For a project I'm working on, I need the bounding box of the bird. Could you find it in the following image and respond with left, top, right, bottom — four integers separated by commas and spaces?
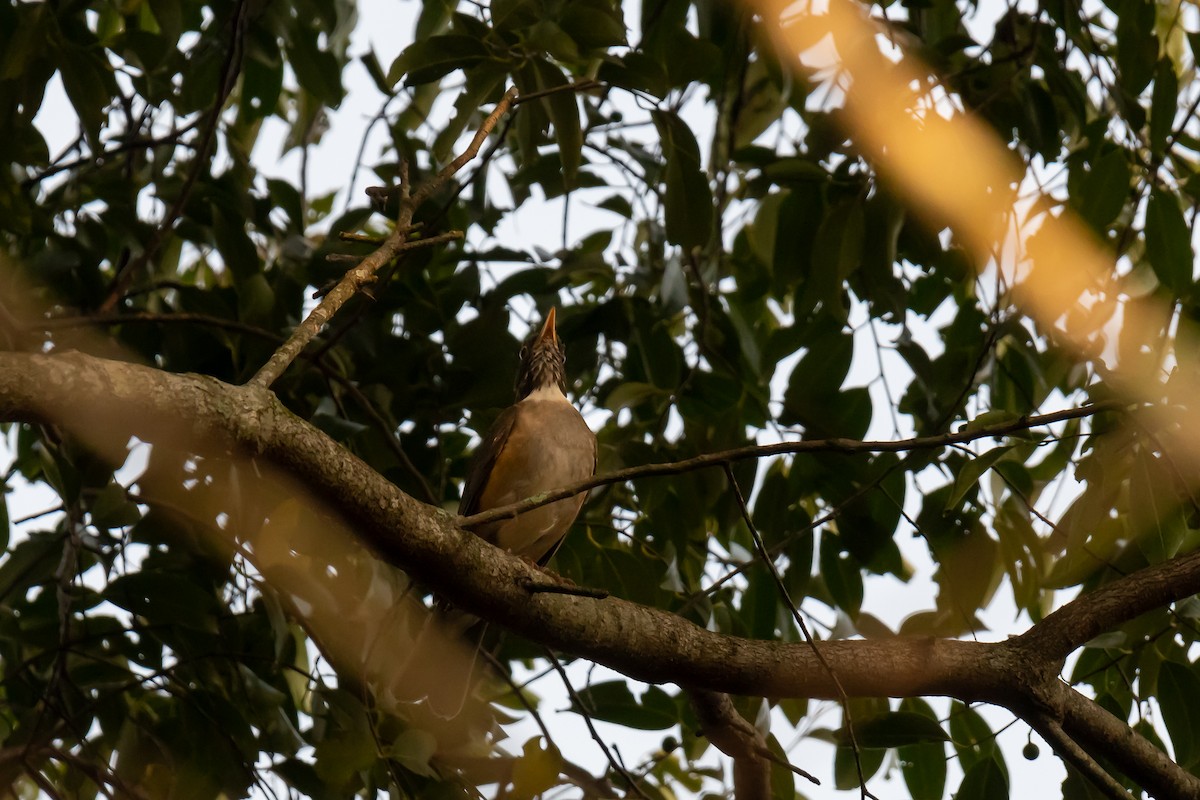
458, 306, 597, 563
423, 306, 596, 717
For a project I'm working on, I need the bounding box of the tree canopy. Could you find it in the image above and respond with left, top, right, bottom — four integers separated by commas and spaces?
2, 0, 1200, 798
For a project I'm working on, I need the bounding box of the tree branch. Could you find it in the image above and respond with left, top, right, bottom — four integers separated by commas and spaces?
247, 88, 517, 389
1013, 548, 1200, 661
1027, 715, 1131, 800
1, 351, 1195, 798
459, 403, 1121, 529
1057, 688, 1193, 800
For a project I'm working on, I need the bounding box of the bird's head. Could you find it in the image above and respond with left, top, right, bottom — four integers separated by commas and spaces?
515, 307, 567, 399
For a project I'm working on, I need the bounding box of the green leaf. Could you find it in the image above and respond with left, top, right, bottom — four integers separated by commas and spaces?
313, 690, 376, 787
386, 35, 489, 86
1144, 187, 1193, 292
212, 204, 259, 281
1149, 58, 1179, 157
1077, 148, 1130, 230
1158, 660, 1200, 767
0, 485, 8, 554
559, 2, 627, 51
103, 571, 220, 632
241, 51, 284, 123
58, 47, 111, 146
385, 729, 438, 777
781, 326, 871, 436
898, 699, 947, 800
604, 381, 665, 412
651, 109, 713, 250
819, 533, 863, 617
957, 755, 1009, 800
833, 741, 885, 789
851, 711, 950, 748
286, 28, 345, 107
0, 532, 62, 604
734, 54, 788, 150
533, 60, 582, 188
570, 681, 679, 730
1115, 0, 1158, 93
359, 49, 392, 96
596, 51, 669, 98
432, 65, 505, 161
948, 702, 1003, 773
946, 446, 1016, 510
414, 0, 455, 40
813, 197, 865, 281
90, 482, 141, 529
512, 738, 564, 799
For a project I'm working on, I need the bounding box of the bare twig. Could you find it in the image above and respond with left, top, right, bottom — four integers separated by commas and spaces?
544, 650, 652, 800
248, 88, 518, 389
512, 79, 601, 106
723, 465, 875, 800
520, 580, 609, 599
688, 687, 819, 800
460, 403, 1121, 529
410, 86, 520, 211
40, 311, 282, 342
20, 132, 198, 189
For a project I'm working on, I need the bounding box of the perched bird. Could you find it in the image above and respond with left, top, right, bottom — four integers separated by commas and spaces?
458, 306, 597, 563
424, 307, 596, 716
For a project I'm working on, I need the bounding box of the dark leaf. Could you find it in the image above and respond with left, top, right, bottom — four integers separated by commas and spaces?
570, 681, 679, 730
651, 109, 713, 250
1144, 187, 1193, 292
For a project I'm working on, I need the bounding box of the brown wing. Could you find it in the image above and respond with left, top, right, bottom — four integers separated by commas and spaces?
458, 405, 521, 517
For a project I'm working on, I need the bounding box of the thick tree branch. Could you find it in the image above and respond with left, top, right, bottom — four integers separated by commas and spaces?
1027, 715, 1131, 800
460, 403, 1121, 529
1013, 548, 1200, 661
689, 689, 770, 800
1058, 689, 1192, 800
1, 352, 1196, 799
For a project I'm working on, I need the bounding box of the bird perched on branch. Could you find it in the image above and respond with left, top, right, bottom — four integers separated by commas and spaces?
424, 307, 596, 717
459, 306, 597, 563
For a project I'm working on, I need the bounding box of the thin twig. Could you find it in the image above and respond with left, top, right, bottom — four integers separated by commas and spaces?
20, 132, 197, 188
470, 649, 620, 797
723, 465, 877, 800
40, 311, 281, 341
543, 650, 652, 800
40, 311, 438, 502
248, 90, 517, 389
459, 402, 1122, 529
512, 79, 601, 106
520, 580, 608, 599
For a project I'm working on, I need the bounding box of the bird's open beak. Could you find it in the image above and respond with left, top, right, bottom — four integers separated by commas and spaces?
537, 307, 558, 346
